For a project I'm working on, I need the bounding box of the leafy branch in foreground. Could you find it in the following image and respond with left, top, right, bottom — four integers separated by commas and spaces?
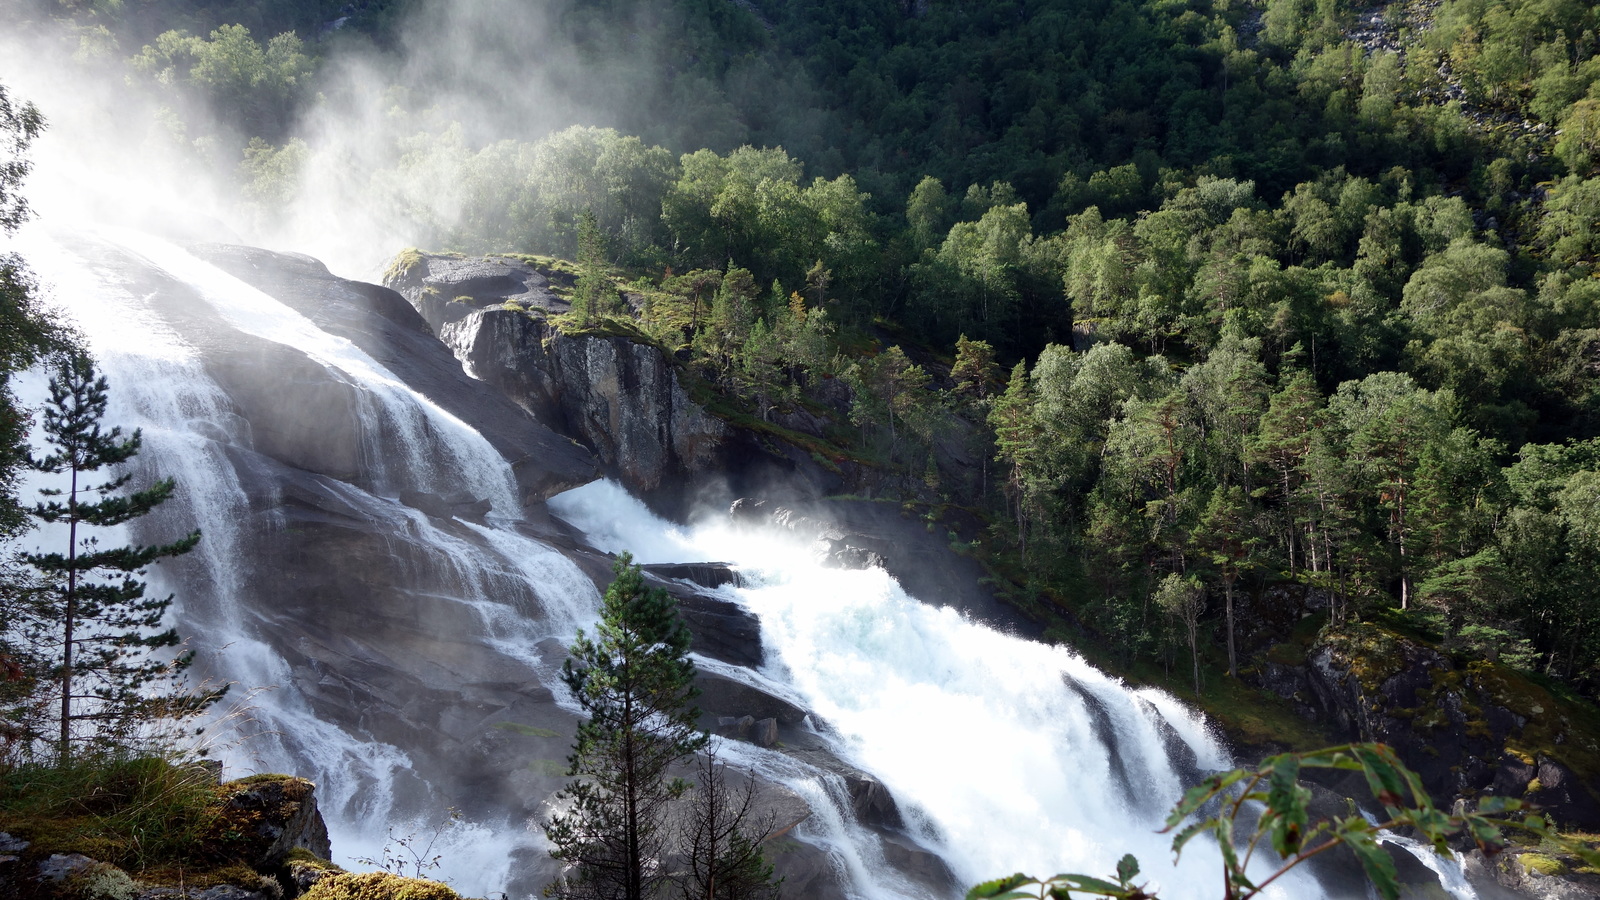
968, 743, 1600, 900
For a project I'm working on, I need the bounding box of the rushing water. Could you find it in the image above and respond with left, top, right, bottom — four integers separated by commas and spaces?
548, 480, 1326, 900
6, 226, 1490, 900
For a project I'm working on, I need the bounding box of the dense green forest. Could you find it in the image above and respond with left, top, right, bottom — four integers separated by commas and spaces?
16, 0, 1600, 705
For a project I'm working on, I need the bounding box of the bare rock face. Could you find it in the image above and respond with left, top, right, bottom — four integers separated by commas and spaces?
384, 253, 570, 329
437, 307, 734, 500
384, 253, 850, 518
194, 244, 598, 503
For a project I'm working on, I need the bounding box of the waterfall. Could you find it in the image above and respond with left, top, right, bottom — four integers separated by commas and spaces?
9, 227, 599, 897
548, 480, 1316, 900
6, 226, 1485, 900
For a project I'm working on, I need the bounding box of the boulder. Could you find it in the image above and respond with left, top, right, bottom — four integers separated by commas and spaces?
34, 854, 144, 900
383, 254, 568, 331
216, 776, 333, 869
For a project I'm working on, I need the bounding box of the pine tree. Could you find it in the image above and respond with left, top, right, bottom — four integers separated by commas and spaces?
23, 353, 210, 759
547, 554, 708, 900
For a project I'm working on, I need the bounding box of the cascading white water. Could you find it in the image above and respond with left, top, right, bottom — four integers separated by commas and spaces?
548, 480, 1322, 900
8, 226, 601, 897
101, 228, 522, 512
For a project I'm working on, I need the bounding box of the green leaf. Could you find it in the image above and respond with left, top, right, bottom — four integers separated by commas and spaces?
1298, 747, 1363, 771
1170, 817, 1213, 856
1352, 745, 1410, 813
1210, 819, 1255, 894
1475, 795, 1522, 815
1343, 825, 1401, 900
1056, 874, 1124, 894
967, 874, 1036, 900
1408, 807, 1454, 851
1266, 754, 1309, 857
1467, 816, 1507, 854
1167, 769, 1249, 824
1116, 854, 1140, 886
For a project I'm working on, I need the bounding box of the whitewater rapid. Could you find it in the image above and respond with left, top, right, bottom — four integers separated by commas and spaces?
549, 480, 1324, 900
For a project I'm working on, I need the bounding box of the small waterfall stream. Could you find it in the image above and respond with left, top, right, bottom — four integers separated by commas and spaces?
3, 226, 1483, 900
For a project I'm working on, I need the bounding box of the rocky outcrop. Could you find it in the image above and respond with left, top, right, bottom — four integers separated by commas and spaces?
436, 305, 829, 516
384, 253, 851, 518
1463, 850, 1600, 900
218, 776, 333, 870
1261, 624, 1600, 830
384, 252, 571, 329
193, 244, 598, 504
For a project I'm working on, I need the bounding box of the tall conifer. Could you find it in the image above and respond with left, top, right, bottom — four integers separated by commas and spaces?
546, 554, 708, 900
24, 354, 209, 758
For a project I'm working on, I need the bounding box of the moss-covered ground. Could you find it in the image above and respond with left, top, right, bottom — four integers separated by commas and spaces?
0, 757, 355, 897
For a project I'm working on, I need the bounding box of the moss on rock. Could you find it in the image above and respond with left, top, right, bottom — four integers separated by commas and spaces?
301, 871, 460, 900
383, 249, 429, 286
1519, 852, 1568, 876
53, 858, 137, 900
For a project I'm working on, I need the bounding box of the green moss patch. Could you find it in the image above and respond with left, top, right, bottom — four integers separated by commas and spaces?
302, 871, 460, 900
1319, 625, 1412, 694
383, 248, 429, 285
1519, 853, 1568, 876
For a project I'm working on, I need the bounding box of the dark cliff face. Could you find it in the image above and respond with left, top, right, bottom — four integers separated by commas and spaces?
442, 308, 733, 498
1262, 624, 1600, 831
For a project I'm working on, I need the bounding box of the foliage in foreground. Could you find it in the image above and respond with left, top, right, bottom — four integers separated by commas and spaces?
0, 752, 219, 871
10, 353, 219, 761
969, 743, 1600, 900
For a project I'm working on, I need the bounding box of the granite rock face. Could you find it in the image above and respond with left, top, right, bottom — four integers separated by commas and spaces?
385, 253, 854, 519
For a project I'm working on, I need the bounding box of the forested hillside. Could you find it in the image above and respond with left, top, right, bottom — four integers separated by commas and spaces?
17, 0, 1600, 711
